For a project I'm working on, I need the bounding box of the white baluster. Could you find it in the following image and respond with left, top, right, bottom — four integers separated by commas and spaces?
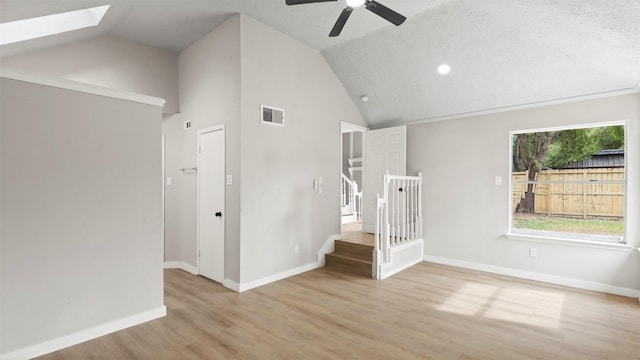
418, 173, 422, 239
409, 179, 413, 240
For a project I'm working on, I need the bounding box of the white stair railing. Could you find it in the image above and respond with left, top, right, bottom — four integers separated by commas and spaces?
375, 171, 423, 278
341, 174, 361, 221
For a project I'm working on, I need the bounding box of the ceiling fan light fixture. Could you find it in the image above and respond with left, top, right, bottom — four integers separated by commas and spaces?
346, 0, 366, 8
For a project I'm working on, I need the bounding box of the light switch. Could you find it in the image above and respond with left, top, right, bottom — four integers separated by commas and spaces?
226, 174, 233, 185
318, 177, 323, 185
495, 176, 502, 185
166, 177, 173, 186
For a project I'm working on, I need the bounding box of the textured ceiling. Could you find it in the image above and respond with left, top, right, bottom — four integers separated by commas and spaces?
1, 0, 638, 128
324, 0, 640, 127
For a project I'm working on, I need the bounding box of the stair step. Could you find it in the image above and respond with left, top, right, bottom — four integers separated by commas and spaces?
335, 240, 374, 260
325, 252, 372, 278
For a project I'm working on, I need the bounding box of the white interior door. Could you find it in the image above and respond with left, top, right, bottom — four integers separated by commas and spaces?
362, 126, 407, 234
198, 126, 225, 283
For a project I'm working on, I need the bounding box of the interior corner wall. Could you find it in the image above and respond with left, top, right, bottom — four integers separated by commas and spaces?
0, 35, 179, 114
239, 15, 367, 283
407, 93, 640, 291
0, 78, 164, 355
170, 16, 242, 281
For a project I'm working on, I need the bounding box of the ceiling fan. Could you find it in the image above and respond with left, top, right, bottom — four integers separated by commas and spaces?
285, 0, 406, 37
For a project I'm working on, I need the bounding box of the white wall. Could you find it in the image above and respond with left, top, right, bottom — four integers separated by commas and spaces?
0, 76, 165, 356
167, 16, 242, 281
407, 93, 640, 293
0, 35, 179, 114
239, 15, 366, 283
163, 14, 366, 285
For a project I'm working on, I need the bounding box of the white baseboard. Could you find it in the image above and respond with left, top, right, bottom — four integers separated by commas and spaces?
236, 261, 323, 292
164, 261, 321, 293
164, 261, 198, 275
0, 306, 166, 360
223, 279, 240, 292
424, 255, 640, 298
316, 233, 340, 265
167, 234, 342, 293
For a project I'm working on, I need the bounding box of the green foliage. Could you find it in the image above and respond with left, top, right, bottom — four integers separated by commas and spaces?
543, 125, 624, 169
512, 214, 623, 236
544, 129, 599, 169
592, 125, 624, 149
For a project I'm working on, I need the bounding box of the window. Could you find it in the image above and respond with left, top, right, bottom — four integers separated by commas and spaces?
509, 122, 626, 245
0, 5, 110, 46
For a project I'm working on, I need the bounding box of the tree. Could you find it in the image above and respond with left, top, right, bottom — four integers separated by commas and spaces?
514, 131, 557, 213
544, 125, 624, 169
514, 125, 624, 215
544, 129, 599, 169
592, 125, 624, 149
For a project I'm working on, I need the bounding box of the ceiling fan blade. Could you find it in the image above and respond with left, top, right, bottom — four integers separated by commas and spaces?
365, 0, 406, 26
285, 0, 337, 5
329, 7, 353, 37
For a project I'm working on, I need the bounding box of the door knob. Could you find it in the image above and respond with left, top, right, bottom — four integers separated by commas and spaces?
215, 211, 222, 218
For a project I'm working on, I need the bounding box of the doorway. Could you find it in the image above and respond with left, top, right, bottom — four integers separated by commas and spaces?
197, 125, 225, 283
340, 122, 367, 241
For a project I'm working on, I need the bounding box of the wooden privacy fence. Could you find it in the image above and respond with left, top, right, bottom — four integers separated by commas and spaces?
513, 168, 624, 219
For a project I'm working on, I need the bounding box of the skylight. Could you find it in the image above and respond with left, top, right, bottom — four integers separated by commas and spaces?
0, 5, 110, 46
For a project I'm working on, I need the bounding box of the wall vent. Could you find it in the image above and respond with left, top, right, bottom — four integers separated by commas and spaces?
261, 104, 285, 126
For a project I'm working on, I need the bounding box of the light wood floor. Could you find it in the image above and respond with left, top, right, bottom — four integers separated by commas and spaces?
38, 263, 639, 359
341, 222, 374, 246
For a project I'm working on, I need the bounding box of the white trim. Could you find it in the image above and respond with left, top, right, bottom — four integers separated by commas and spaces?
164, 261, 198, 275
224, 233, 342, 292
400, 87, 640, 127
423, 255, 639, 298
505, 232, 633, 252
236, 262, 323, 293
508, 120, 629, 246
0, 68, 166, 108
0, 307, 166, 360
222, 279, 240, 292
510, 119, 628, 135
341, 121, 368, 133
162, 135, 166, 275
377, 239, 424, 280
316, 234, 341, 264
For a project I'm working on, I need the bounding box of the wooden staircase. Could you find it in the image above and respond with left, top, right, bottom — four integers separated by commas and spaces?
325, 240, 373, 277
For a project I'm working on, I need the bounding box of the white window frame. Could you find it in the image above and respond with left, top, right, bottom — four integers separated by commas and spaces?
506, 120, 633, 252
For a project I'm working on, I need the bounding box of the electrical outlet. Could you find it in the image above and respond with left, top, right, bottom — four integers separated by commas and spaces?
294, 245, 300, 254
529, 248, 537, 257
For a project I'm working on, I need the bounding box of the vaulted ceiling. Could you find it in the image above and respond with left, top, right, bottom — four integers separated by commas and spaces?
1, 0, 638, 128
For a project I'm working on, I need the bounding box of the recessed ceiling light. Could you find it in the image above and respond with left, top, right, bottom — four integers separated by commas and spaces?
438, 64, 451, 75
361, 95, 369, 102
346, 0, 366, 8
0, 5, 110, 46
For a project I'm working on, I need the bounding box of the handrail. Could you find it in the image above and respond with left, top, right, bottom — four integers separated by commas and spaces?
375, 171, 423, 265
341, 174, 361, 221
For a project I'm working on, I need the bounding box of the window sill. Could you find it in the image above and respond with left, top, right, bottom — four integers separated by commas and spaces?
505, 232, 634, 252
